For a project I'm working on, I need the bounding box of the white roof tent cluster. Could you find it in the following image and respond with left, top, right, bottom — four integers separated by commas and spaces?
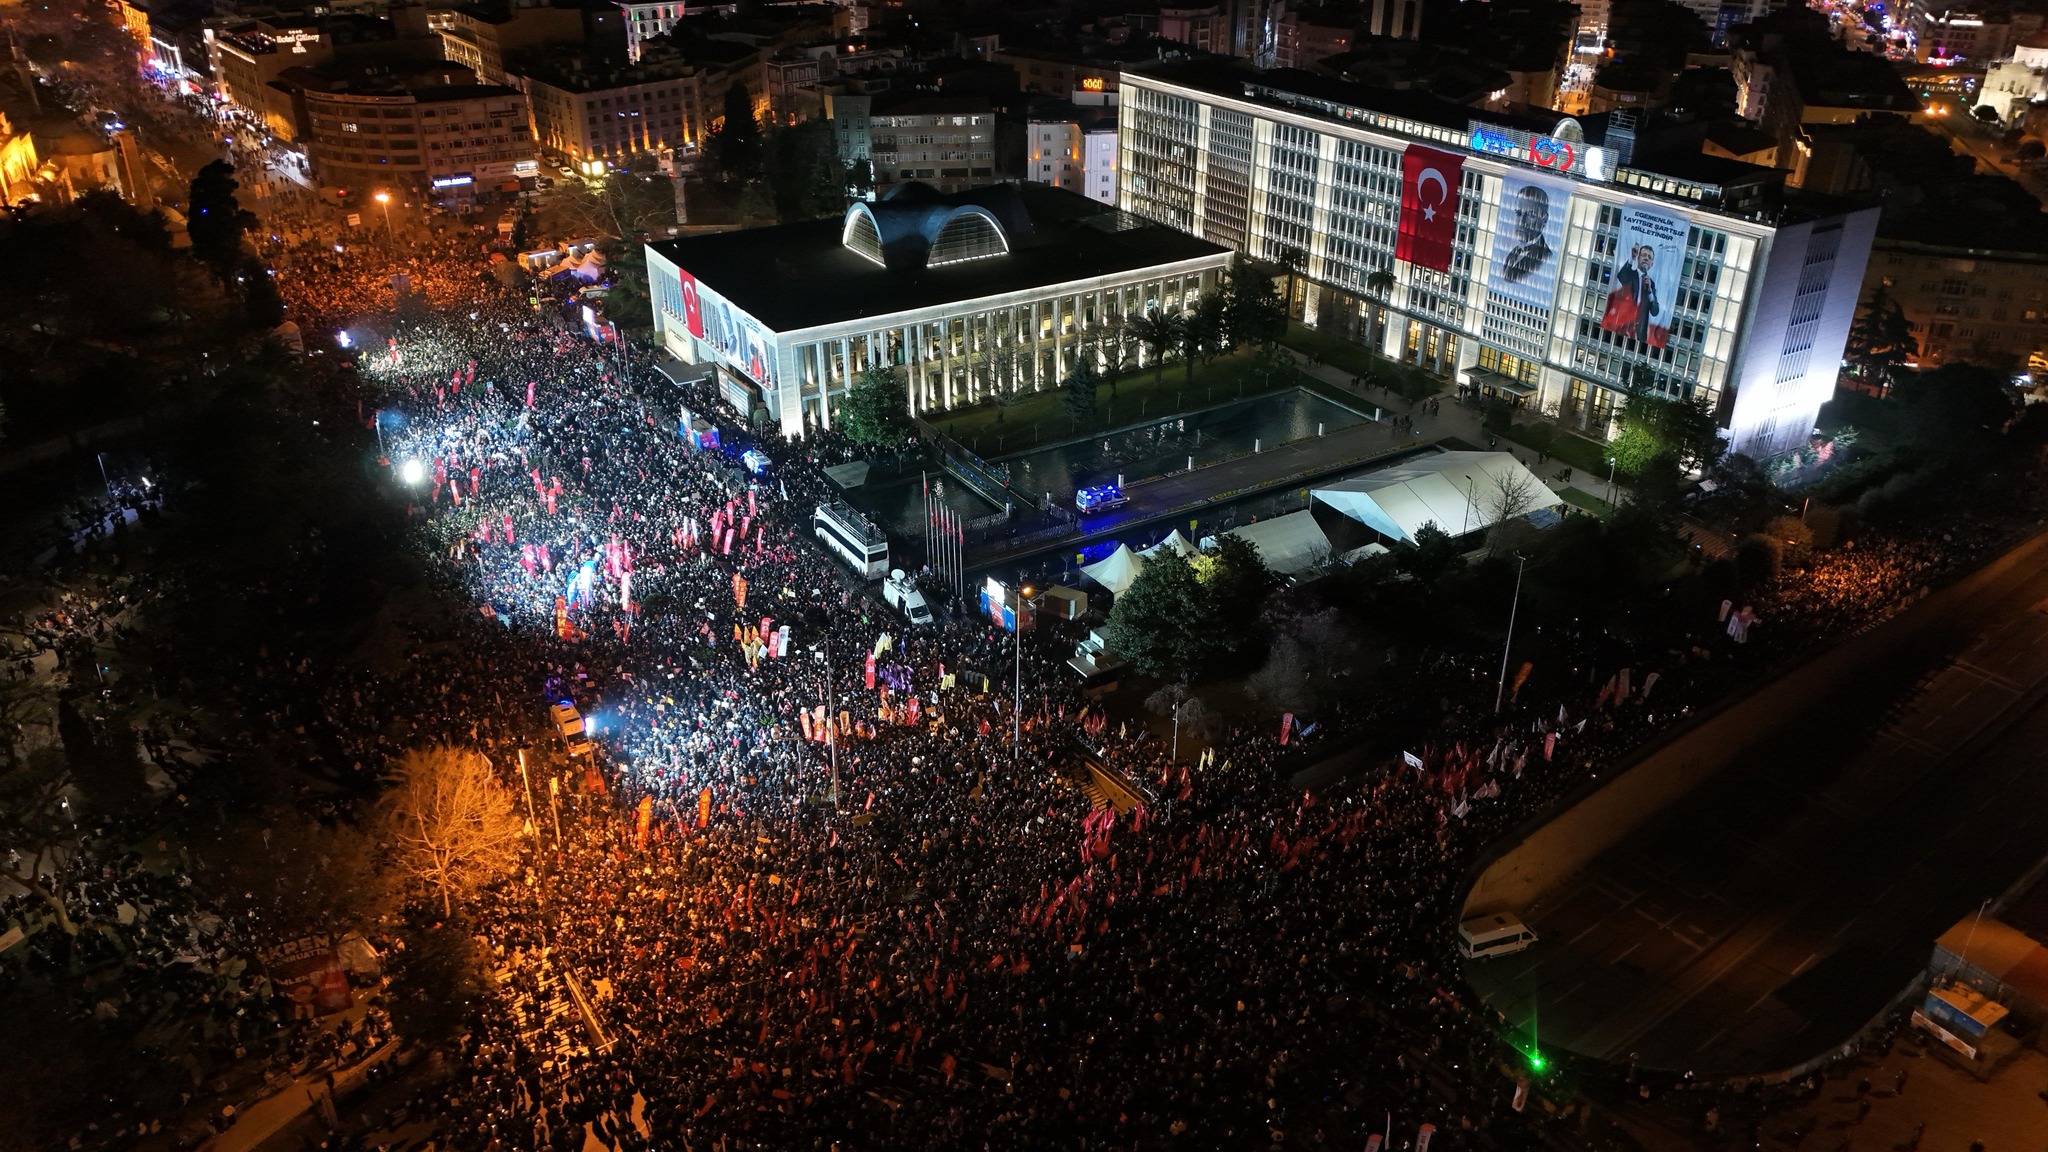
1079, 453, 1556, 593
1312, 451, 1561, 545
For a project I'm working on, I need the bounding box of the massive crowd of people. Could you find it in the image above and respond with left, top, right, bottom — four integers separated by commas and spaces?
1, 207, 2016, 1151
272, 235, 2006, 1152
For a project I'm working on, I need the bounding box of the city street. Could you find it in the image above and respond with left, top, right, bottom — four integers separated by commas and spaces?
1466, 527, 2048, 1075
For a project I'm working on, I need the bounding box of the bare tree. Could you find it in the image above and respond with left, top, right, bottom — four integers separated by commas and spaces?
1487, 467, 1543, 528
376, 747, 525, 917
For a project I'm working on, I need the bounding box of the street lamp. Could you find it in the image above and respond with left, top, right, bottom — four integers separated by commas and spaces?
373, 190, 392, 240
1014, 583, 1030, 758
1494, 552, 1527, 714
1461, 474, 1476, 536
1607, 457, 1617, 506
1012, 579, 1049, 761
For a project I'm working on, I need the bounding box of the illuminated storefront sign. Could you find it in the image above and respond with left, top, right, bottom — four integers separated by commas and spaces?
268, 28, 321, 53
1468, 123, 1614, 182
431, 174, 474, 188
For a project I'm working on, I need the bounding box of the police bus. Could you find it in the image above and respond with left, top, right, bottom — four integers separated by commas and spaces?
814, 502, 889, 579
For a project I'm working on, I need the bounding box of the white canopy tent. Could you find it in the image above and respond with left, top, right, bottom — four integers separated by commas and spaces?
1140, 530, 1199, 560
1312, 451, 1561, 544
1199, 510, 1332, 576
1080, 544, 1146, 596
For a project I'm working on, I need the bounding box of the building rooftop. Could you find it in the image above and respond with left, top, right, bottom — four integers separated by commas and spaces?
511, 37, 754, 90
1127, 59, 1798, 214
650, 182, 1229, 332
869, 92, 994, 117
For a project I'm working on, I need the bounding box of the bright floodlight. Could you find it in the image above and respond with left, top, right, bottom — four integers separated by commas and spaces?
375, 191, 391, 204
337, 330, 352, 348
399, 459, 425, 484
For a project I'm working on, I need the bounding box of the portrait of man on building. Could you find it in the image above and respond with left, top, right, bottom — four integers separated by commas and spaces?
1600, 208, 1687, 349
1499, 184, 1554, 283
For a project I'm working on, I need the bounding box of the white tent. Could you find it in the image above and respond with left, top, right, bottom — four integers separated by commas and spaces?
1080, 544, 1147, 595
1200, 510, 1332, 575
1140, 530, 1199, 560
1313, 451, 1561, 544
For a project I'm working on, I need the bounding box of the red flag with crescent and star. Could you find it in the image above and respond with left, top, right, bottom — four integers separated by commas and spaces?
1395, 144, 1464, 272
679, 268, 705, 338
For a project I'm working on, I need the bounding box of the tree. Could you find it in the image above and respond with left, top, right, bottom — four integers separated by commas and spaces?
0, 747, 87, 935
1249, 606, 1359, 714
1274, 243, 1308, 320
1893, 363, 2016, 453
1063, 350, 1100, 423
1486, 466, 1544, 530
1364, 265, 1397, 350
1609, 374, 1723, 487
713, 81, 765, 182
186, 160, 255, 277
845, 158, 875, 200
1095, 324, 1133, 400
385, 917, 490, 1047
1763, 514, 1814, 564
1132, 309, 1184, 384
243, 260, 284, 330
1395, 521, 1465, 588
1192, 533, 1280, 659
1104, 551, 1209, 678
1845, 285, 1917, 394
535, 170, 679, 243
766, 120, 847, 222
839, 363, 911, 448
375, 746, 524, 917
1106, 536, 1279, 680
1177, 299, 1212, 384
1222, 258, 1285, 348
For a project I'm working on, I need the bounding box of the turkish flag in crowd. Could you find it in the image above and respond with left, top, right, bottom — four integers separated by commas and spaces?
1395, 145, 1464, 272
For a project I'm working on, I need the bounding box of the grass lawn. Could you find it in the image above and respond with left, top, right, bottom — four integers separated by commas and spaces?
1280, 321, 1438, 401
1558, 487, 1616, 517
927, 349, 1301, 458
1495, 421, 1612, 478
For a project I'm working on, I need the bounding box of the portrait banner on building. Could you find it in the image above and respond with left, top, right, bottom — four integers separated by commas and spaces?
678, 267, 776, 390
1395, 145, 1465, 272
1480, 172, 1572, 358
1598, 207, 1688, 349
1486, 173, 1570, 314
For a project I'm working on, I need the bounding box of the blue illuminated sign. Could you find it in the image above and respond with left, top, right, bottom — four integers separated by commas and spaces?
1467, 122, 1613, 182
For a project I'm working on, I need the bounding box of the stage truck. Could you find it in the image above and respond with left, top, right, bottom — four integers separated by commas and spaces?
814, 501, 889, 579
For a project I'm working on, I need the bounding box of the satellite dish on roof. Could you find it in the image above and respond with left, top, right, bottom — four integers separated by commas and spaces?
890, 568, 906, 582
1552, 117, 1587, 143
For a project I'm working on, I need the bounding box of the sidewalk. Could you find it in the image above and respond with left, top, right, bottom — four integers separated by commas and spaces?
198, 1040, 399, 1152
1278, 350, 1636, 507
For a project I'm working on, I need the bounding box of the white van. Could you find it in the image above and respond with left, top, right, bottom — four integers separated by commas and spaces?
881, 570, 934, 625
1458, 913, 1537, 960
549, 701, 598, 758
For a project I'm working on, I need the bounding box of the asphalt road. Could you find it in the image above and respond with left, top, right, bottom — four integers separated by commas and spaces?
1465, 528, 2048, 1076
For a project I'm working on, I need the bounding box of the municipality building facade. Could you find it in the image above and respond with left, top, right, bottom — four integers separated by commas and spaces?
1118, 61, 1878, 459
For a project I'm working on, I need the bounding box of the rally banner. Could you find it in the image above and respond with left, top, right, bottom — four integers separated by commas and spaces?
259, 933, 354, 1016
1396, 145, 1465, 272
1480, 171, 1572, 357
1599, 206, 1688, 348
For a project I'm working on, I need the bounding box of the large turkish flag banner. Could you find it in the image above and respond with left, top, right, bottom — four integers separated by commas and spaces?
1395, 145, 1464, 272
679, 267, 705, 338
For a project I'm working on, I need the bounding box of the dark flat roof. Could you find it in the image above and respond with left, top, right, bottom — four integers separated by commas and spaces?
651, 183, 1228, 333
